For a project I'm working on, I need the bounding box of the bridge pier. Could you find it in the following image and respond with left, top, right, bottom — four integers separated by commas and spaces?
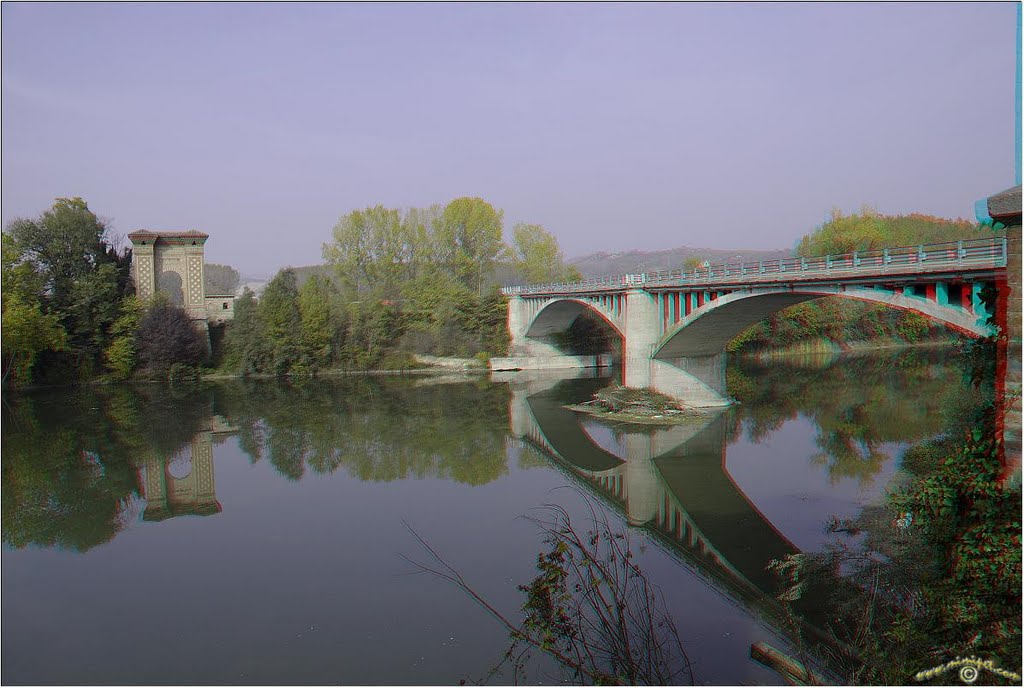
622, 289, 731, 405
621, 288, 658, 389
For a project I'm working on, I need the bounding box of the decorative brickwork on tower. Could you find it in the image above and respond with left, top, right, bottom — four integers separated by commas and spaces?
127, 229, 236, 335
128, 229, 211, 322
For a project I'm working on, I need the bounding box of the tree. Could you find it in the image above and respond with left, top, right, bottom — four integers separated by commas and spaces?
323, 205, 418, 299
683, 256, 704, 272
342, 300, 404, 368
1, 239, 67, 386
224, 288, 272, 375
6, 197, 130, 314
103, 296, 144, 380
298, 275, 339, 368
204, 263, 240, 295
135, 298, 208, 377
4, 198, 132, 379
795, 207, 991, 257
511, 223, 575, 284
436, 197, 505, 295
1, 293, 67, 386
259, 268, 305, 375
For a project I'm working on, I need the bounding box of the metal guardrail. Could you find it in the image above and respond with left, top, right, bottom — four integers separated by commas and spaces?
501, 236, 1008, 296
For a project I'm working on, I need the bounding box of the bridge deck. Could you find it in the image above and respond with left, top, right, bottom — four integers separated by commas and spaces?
503, 236, 1006, 296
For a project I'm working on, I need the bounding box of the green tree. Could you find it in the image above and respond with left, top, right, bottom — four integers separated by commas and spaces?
6, 197, 132, 313
224, 288, 272, 375
683, 256, 704, 272
1, 293, 67, 386
298, 274, 339, 368
204, 263, 240, 294
103, 296, 144, 380
795, 207, 992, 257
4, 197, 132, 380
342, 300, 404, 368
259, 268, 305, 375
323, 205, 417, 299
1, 238, 67, 386
511, 223, 575, 284
436, 197, 505, 295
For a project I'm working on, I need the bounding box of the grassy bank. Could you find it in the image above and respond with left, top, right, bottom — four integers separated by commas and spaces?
743, 335, 959, 364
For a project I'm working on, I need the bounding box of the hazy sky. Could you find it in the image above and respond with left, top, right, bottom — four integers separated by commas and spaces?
2, 2, 1018, 277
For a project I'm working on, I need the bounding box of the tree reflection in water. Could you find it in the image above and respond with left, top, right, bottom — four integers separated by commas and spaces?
211, 377, 513, 485
755, 344, 1021, 684
726, 347, 983, 487
2, 384, 212, 551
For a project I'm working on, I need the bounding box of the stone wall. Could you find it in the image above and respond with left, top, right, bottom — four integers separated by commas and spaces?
205, 295, 235, 323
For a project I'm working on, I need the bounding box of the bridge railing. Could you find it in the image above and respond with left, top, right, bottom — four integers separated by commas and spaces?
500, 236, 1007, 296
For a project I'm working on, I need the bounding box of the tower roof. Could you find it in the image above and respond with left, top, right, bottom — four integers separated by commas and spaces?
127, 229, 209, 244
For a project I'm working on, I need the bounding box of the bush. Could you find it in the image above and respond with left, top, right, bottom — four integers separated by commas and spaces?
136, 299, 208, 376
590, 385, 682, 414
379, 350, 418, 370
167, 363, 200, 383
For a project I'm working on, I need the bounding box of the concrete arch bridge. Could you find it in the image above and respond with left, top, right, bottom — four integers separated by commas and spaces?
494, 236, 1008, 406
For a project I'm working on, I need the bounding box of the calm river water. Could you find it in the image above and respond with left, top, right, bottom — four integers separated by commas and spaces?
1, 348, 988, 685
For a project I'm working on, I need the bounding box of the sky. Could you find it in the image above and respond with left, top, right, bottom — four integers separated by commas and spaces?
2, 2, 1018, 278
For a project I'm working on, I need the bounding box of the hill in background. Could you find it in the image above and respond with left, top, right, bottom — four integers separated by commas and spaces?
566, 245, 791, 278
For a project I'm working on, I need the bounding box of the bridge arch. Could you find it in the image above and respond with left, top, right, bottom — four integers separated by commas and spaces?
525, 297, 624, 341
653, 287, 993, 359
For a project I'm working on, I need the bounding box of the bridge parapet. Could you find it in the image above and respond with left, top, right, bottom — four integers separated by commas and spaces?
502, 236, 1006, 296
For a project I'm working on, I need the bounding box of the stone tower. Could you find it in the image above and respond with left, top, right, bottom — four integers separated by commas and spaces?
127, 229, 209, 322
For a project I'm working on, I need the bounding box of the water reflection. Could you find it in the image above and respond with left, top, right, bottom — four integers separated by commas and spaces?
507, 349, 977, 587
210, 377, 513, 484
1, 348, 998, 684
2, 349, 975, 555
140, 416, 234, 521
501, 347, 985, 671
727, 348, 981, 486
2, 385, 216, 551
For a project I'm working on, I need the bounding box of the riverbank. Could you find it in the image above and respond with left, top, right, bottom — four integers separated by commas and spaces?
741, 335, 959, 364
200, 355, 488, 382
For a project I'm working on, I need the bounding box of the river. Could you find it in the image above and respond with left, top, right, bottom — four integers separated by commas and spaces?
0, 347, 1005, 685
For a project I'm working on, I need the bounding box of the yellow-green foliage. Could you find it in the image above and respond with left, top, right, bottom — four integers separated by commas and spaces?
103, 296, 144, 380
729, 209, 989, 353
1, 293, 67, 386
796, 207, 995, 257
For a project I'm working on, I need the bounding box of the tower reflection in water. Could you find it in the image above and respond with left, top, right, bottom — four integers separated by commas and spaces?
140, 416, 235, 522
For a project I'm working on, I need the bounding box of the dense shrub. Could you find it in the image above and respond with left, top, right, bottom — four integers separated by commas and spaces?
136, 299, 208, 377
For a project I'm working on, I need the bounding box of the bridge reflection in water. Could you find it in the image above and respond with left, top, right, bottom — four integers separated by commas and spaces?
501, 368, 844, 658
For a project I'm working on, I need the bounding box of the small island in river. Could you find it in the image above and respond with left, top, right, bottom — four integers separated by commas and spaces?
566, 384, 724, 425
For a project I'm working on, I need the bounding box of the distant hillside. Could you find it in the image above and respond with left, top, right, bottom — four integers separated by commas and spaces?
567, 245, 791, 278
290, 264, 338, 288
